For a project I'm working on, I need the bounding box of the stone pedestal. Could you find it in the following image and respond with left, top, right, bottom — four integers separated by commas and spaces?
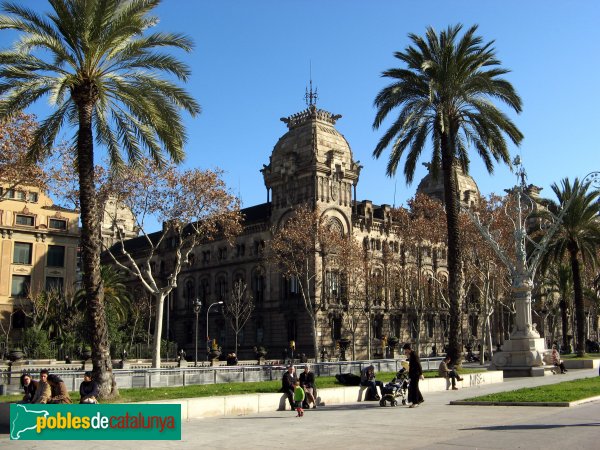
489, 336, 553, 377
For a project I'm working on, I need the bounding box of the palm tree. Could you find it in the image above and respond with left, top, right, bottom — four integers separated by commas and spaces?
540, 262, 573, 352
372, 24, 523, 362
542, 178, 600, 356
0, 0, 200, 397
76, 265, 132, 324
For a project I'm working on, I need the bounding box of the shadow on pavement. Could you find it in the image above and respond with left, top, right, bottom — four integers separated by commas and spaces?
462, 423, 600, 431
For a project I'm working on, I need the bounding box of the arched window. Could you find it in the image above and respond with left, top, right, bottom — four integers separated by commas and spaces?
216, 276, 228, 301
198, 277, 209, 300
252, 268, 265, 303
371, 269, 384, 306
325, 270, 340, 302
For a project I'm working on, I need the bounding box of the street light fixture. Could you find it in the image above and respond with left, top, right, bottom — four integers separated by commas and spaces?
193, 298, 202, 367
206, 300, 224, 360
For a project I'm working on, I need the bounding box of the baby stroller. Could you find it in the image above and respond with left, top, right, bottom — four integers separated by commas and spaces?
379, 367, 409, 407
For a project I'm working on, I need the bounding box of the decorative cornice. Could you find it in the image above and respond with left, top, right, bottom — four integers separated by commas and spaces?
280, 105, 342, 130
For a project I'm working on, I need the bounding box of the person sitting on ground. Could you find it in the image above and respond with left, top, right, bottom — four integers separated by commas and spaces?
79, 371, 99, 404
293, 380, 305, 417
551, 345, 567, 374
281, 365, 298, 411
438, 356, 464, 389
47, 374, 72, 404
226, 352, 238, 366
360, 365, 384, 400
299, 364, 317, 409
20, 373, 38, 404
31, 369, 51, 404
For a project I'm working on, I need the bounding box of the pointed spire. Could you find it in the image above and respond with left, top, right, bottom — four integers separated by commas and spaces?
305, 62, 318, 107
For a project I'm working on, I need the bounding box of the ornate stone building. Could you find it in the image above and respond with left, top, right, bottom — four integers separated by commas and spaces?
116, 101, 484, 361
0, 184, 80, 347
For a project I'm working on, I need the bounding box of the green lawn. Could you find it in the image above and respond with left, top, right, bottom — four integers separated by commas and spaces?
1, 367, 486, 404
465, 377, 600, 403
562, 354, 600, 360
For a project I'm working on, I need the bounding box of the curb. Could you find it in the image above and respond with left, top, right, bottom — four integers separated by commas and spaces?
450, 394, 600, 407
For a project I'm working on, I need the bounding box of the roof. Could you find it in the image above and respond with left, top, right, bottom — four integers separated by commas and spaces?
104, 202, 272, 256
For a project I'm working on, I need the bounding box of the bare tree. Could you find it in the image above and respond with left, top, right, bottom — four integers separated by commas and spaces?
224, 280, 255, 354
103, 160, 242, 367
267, 204, 338, 360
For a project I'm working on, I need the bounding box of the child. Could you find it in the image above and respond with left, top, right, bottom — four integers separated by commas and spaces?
293, 380, 305, 417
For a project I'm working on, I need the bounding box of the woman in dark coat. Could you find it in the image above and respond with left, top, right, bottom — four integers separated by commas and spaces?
79, 371, 100, 403
403, 343, 424, 408
20, 373, 38, 403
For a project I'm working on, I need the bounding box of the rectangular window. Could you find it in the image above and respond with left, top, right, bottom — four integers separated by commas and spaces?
11, 275, 30, 297
4, 189, 15, 199
49, 218, 67, 230
289, 276, 300, 295
45, 276, 64, 292
15, 190, 26, 200
13, 242, 32, 264
47, 245, 65, 267
15, 215, 34, 226
28, 192, 38, 202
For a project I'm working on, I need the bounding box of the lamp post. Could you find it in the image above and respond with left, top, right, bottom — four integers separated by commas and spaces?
193, 298, 202, 367
464, 157, 580, 375
206, 301, 224, 360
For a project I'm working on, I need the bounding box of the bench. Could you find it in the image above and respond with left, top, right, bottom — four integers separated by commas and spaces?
357, 385, 368, 401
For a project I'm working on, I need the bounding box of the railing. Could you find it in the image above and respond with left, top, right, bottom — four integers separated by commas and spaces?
0, 357, 444, 395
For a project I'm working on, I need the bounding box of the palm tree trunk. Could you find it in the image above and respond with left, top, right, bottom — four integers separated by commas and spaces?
568, 246, 586, 356
560, 299, 569, 351
74, 91, 117, 399
441, 131, 463, 363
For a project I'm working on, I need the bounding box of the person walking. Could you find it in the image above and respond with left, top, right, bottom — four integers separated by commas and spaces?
293, 380, 305, 417
403, 343, 424, 408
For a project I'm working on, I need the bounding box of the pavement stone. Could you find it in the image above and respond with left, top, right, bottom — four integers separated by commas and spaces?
2, 367, 599, 449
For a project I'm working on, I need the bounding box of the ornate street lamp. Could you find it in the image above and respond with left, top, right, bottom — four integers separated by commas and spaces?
463, 157, 576, 375
193, 298, 202, 367
206, 301, 224, 361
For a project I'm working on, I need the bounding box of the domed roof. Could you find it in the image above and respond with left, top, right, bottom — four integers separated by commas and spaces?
416, 163, 481, 208
270, 104, 354, 165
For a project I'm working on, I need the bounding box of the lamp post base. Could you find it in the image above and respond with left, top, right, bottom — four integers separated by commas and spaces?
489, 337, 553, 377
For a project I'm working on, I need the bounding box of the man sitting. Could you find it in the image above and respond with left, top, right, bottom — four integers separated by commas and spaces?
360, 365, 384, 400
438, 356, 463, 390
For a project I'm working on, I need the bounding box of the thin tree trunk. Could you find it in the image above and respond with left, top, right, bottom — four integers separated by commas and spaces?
569, 246, 586, 356
441, 131, 463, 364
367, 314, 371, 360
74, 92, 117, 399
152, 292, 167, 367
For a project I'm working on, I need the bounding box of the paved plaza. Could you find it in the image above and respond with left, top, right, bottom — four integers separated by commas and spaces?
2, 367, 599, 449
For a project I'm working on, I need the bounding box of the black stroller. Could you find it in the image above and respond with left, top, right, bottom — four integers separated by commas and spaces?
379, 368, 409, 407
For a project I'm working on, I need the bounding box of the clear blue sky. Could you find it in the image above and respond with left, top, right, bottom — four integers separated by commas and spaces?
2, 1, 599, 223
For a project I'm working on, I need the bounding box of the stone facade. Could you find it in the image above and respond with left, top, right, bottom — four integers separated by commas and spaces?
0, 184, 80, 346
100, 195, 139, 249
115, 104, 485, 361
